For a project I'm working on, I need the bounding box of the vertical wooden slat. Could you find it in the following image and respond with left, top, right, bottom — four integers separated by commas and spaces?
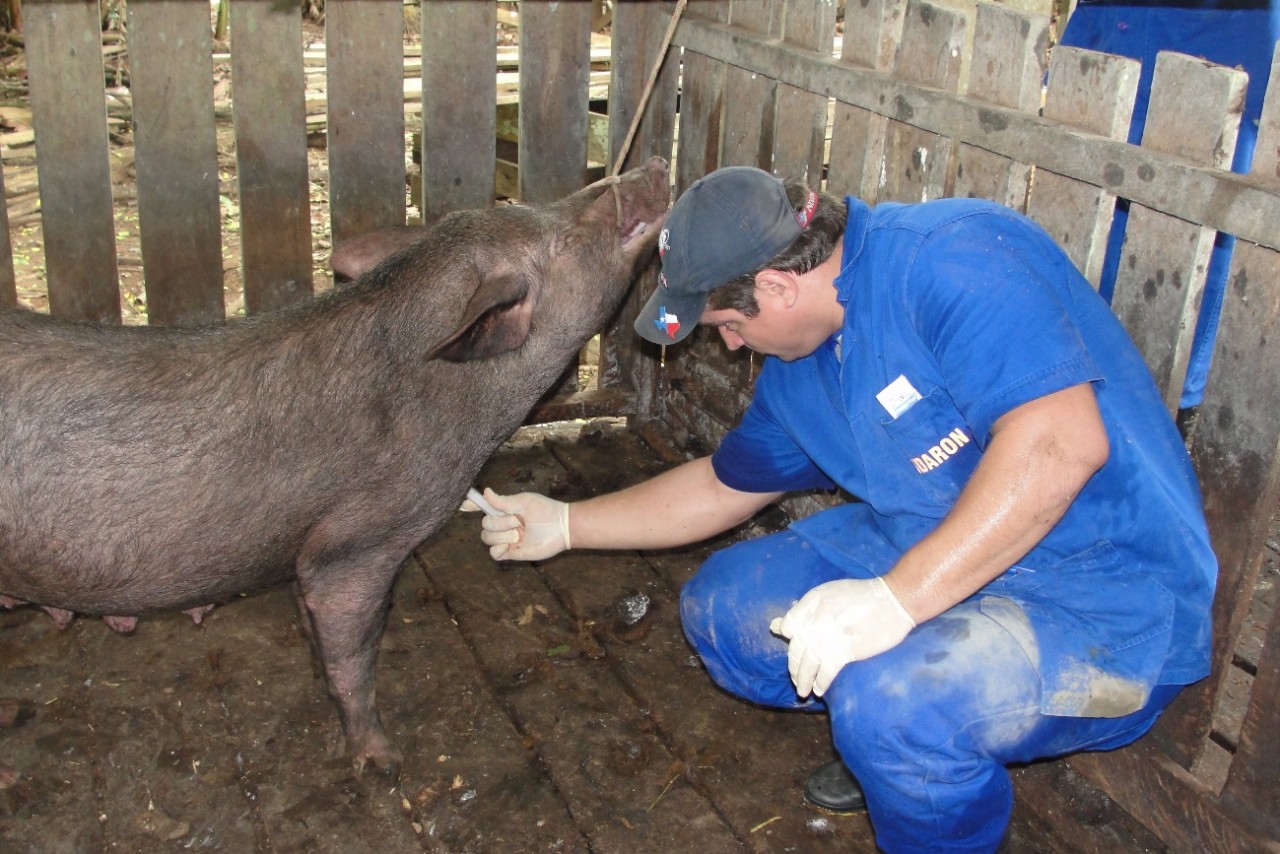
326, 0, 406, 248
673, 0, 730, 195
230, 0, 312, 315
653, 0, 732, 433
825, 0, 905, 199
0, 162, 16, 307
128, 0, 224, 326
669, 0, 779, 429
420, 1, 495, 219
520, 1, 592, 400
718, 1, 777, 171
660, 1, 768, 435
1109, 52, 1246, 411
519, 1, 593, 203
608, 2, 679, 177
607, 0, 679, 414
1192, 43, 1280, 805
877, 0, 966, 204
1028, 47, 1138, 286
24, 0, 120, 323
952, 3, 1047, 209
772, 0, 836, 185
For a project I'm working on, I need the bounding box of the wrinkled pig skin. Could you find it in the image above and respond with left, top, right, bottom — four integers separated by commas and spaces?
0, 156, 671, 779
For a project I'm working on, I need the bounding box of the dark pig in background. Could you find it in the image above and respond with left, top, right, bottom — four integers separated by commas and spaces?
332, 224, 439, 283
0, 156, 671, 779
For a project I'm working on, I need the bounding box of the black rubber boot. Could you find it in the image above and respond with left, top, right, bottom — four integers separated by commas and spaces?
802, 758, 867, 814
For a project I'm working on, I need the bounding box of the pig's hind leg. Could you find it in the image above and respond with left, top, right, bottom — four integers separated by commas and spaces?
294, 552, 404, 779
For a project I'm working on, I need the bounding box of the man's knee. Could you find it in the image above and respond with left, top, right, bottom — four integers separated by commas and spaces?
678, 546, 738, 644
825, 606, 1043, 762
680, 534, 802, 641
679, 539, 812, 707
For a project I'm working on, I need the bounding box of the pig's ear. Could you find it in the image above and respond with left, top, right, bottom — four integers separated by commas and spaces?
426, 272, 535, 362
583, 183, 622, 231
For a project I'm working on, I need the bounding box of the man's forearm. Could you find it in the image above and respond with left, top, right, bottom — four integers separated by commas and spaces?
570, 456, 781, 551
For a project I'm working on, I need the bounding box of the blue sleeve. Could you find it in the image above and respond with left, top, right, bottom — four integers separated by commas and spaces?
904, 213, 1104, 443
711, 367, 838, 494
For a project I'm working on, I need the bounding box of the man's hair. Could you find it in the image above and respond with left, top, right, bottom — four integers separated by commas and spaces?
704, 179, 847, 317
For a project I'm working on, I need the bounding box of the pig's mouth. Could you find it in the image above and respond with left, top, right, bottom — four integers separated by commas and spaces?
620, 209, 666, 252
588, 157, 671, 254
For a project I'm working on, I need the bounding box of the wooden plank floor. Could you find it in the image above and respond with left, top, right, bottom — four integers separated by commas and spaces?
1, 420, 1141, 852
0, 421, 863, 852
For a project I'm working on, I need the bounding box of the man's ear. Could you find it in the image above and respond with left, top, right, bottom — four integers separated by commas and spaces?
754, 270, 799, 308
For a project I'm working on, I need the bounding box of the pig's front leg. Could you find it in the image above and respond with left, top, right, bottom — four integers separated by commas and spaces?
294, 554, 403, 779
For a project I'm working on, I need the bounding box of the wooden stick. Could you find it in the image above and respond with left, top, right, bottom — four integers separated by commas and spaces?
611, 0, 687, 177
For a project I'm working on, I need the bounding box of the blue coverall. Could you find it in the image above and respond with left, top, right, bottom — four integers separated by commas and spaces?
679, 197, 1217, 852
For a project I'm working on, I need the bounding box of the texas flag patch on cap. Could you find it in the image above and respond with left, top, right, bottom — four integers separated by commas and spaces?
654, 306, 681, 340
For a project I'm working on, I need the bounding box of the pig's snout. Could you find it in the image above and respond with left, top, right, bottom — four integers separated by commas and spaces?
608, 157, 670, 253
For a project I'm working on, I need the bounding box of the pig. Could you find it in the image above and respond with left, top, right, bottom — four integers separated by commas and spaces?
0, 156, 671, 778
332, 224, 439, 283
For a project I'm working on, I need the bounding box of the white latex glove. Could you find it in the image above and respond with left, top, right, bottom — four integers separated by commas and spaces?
462, 488, 570, 562
769, 577, 916, 698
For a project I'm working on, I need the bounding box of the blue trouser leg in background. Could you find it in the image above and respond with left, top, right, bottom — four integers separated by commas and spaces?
680, 527, 1182, 854
1058, 1, 1279, 409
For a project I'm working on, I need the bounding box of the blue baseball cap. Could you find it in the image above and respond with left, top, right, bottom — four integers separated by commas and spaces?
635, 167, 814, 345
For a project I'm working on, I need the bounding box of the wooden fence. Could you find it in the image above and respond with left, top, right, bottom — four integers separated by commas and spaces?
1, 0, 1276, 850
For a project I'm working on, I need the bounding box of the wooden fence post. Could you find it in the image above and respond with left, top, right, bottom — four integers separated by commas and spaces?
128, 0, 224, 325
952, 3, 1048, 209
1028, 46, 1138, 286
1108, 51, 1246, 412
23, 0, 120, 323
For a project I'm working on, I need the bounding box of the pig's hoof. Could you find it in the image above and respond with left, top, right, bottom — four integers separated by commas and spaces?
353, 745, 403, 782
0, 698, 35, 730
0, 763, 19, 789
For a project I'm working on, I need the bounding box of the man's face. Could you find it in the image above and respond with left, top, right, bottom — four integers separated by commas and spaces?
700, 299, 822, 362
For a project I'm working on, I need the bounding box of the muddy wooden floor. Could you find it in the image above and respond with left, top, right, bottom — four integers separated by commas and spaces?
2, 421, 1132, 853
